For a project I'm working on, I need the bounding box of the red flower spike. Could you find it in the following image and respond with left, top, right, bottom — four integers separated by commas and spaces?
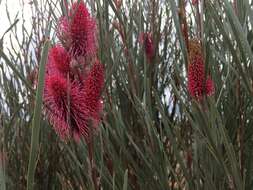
57, 1, 97, 58
187, 39, 215, 100
69, 1, 97, 58
139, 32, 155, 62
83, 60, 105, 125
48, 45, 71, 74
187, 55, 205, 99
44, 74, 95, 141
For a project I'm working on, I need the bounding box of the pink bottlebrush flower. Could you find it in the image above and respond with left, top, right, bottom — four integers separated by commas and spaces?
69, 1, 97, 58
44, 74, 96, 141
48, 45, 71, 74
57, 1, 97, 58
139, 32, 155, 61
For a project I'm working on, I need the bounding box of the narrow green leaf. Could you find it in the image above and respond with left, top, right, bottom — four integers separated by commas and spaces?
26, 40, 50, 190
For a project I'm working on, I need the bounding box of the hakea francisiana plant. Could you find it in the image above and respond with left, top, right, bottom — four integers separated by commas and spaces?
43, 1, 104, 142
187, 39, 214, 100
139, 32, 155, 62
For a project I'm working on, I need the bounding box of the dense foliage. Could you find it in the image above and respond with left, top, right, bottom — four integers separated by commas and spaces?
1, 0, 253, 189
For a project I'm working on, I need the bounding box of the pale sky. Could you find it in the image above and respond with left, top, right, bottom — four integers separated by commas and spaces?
0, 0, 32, 46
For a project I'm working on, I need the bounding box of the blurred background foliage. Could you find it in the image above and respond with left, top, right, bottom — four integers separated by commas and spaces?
1, 0, 253, 189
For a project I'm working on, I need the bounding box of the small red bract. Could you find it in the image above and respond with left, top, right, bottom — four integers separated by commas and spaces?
139, 32, 155, 62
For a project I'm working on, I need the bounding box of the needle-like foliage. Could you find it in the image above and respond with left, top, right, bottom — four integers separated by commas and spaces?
1, 0, 253, 189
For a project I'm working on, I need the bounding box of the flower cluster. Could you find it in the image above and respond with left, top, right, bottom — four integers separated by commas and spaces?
44, 1, 104, 142
187, 39, 214, 100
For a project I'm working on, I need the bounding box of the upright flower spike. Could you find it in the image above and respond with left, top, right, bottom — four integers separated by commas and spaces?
187, 39, 215, 100
57, 1, 97, 59
69, 1, 97, 58
139, 32, 155, 62
83, 60, 105, 124
187, 54, 205, 99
